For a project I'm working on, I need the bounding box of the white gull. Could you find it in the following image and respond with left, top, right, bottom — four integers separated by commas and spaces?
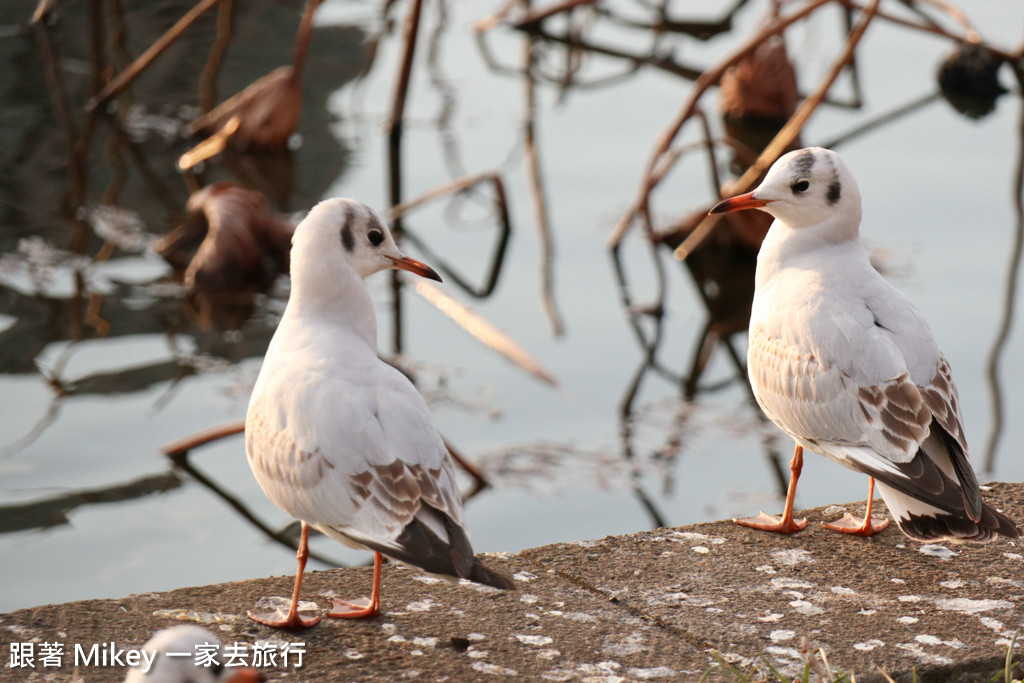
245, 198, 512, 628
711, 147, 1019, 542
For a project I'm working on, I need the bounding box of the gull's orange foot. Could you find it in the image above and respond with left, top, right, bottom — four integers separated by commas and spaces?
822, 513, 890, 536
247, 609, 321, 629
734, 511, 808, 534
328, 597, 380, 619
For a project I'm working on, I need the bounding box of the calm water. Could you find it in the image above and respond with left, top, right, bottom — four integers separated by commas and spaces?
1, 1, 1023, 613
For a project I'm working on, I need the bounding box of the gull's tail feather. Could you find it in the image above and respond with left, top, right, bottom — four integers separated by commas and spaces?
875, 482, 1019, 543
466, 559, 516, 590
340, 508, 515, 590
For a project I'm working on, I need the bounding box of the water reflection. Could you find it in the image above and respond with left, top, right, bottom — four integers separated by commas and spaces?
490, 0, 1023, 516
982, 60, 1024, 473
166, 443, 346, 567
0, 472, 182, 535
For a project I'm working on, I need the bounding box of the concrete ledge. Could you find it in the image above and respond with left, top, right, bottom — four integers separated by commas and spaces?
3, 483, 1023, 682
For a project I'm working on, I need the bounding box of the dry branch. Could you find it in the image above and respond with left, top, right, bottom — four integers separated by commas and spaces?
86, 0, 223, 111
387, 172, 512, 299
512, 0, 595, 32
522, 27, 565, 337
188, 0, 321, 152
161, 420, 244, 457
673, 0, 881, 260
388, 172, 500, 219
198, 0, 234, 113
607, 0, 831, 249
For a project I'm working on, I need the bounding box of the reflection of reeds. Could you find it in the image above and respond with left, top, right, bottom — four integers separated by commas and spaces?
522, 15, 565, 337
166, 448, 345, 569
198, 0, 234, 114
86, 0, 225, 112
33, 19, 94, 253
0, 472, 182, 535
382, 0, 566, 365
162, 419, 490, 499
386, 0, 426, 355
185, 0, 323, 159
983, 62, 1024, 473
390, 172, 512, 298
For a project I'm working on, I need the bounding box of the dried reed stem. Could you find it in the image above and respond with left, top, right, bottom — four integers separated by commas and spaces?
513, 0, 595, 31
983, 61, 1024, 472
388, 171, 498, 219
86, 0, 223, 111
386, 0, 425, 355
607, 0, 831, 249
442, 437, 490, 495
672, 0, 881, 260
522, 21, 565, 337
198, 0, 233, 113
161, 420, 244, 457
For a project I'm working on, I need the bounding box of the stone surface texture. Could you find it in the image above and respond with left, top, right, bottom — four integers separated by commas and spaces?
2, 483, 1022, 682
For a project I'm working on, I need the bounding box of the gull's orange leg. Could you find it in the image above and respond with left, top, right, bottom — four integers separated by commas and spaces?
248, 521, 321, 628
822, 476, 891, 536
328, 551, 382, 619
734, 444, 809, 534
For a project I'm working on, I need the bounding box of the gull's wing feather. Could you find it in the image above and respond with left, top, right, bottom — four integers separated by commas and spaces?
247, 357, 512, 587
748, 275, 980, 513
246, 343, 461, 547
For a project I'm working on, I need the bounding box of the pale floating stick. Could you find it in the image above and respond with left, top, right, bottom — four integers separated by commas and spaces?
178, 115, 239, 169
673, 0, 881, 261
30, 0, 57, 24
86, 0, 224, 111
476, 0, 593, 33
607, 0, 831, 249
413, 280, 558, 387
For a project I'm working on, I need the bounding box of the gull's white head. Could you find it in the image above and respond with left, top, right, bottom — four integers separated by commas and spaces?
710, 147, 862, 233
124, 625, 262, 683
292, 198, 441, 282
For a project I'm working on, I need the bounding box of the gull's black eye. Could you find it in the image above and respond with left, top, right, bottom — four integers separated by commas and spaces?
791, 180, 810, 194
368, 229, 384, 246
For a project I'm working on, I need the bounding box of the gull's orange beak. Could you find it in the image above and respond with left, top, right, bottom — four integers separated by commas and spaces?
709, 191, 770, 215
389, 255, 442, 282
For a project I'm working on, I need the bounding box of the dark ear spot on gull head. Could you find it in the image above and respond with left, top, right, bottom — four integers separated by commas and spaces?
822, 152, 841, 205
340, 205, 356, 252
827, 181, 841, 205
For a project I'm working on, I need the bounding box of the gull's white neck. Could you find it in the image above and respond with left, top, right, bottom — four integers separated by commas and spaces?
755, 206, 865, 288
283, 241, 378, 349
